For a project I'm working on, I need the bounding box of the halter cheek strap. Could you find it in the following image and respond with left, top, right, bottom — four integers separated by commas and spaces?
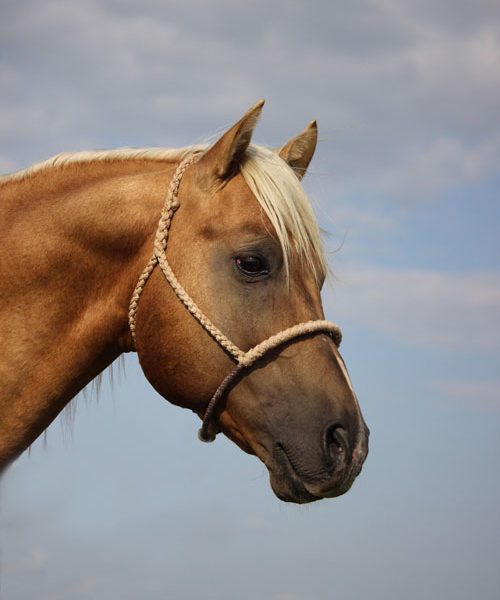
128, 153, 342, 442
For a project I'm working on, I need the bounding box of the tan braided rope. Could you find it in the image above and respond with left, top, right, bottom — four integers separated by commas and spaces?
155, 252, 245, 360
237, 320, 341, 367
128, 152, 343, 442
128, 153, 201, 342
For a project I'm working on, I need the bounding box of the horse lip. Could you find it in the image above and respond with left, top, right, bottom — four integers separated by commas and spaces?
269, 443, 319, 504
271, 438, 366, 502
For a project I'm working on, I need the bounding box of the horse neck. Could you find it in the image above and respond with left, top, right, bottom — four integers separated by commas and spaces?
0, 159, 176, 464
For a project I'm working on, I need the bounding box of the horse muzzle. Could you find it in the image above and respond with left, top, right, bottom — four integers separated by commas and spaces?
268, 424, 369, 504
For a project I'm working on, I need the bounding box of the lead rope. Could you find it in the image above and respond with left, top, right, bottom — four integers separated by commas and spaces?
129, 153, 343, 442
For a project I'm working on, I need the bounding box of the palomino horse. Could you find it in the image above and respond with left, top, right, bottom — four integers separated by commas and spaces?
0, 101, 368, 503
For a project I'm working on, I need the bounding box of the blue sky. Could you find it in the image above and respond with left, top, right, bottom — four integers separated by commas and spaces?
1, 1, 499, 599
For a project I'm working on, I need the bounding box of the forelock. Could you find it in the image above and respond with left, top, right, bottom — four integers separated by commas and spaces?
239, 145, 326, 283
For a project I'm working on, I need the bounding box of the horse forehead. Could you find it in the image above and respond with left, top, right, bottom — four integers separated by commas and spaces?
193, 172, 270, 232
217, 173, 260, 213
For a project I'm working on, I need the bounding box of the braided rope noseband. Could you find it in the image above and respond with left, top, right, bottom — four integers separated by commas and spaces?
128, 153, 343, 442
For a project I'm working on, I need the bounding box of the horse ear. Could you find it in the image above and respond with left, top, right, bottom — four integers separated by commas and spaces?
278, 120, 318, 180
197, 100, 265, 180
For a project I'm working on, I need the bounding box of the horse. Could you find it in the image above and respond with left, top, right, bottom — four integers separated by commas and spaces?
0, 101, 368, 503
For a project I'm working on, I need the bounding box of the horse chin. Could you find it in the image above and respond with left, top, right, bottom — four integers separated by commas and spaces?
269, 471, 320, 504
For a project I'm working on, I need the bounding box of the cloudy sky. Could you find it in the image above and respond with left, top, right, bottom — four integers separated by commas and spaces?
1, 1, 499, 599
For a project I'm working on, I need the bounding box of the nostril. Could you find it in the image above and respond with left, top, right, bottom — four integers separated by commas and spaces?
324, 423, 349, 462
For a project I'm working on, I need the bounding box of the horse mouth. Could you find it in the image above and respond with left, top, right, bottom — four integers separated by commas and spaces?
268, 441, 364, 504
268, 443, 318, 503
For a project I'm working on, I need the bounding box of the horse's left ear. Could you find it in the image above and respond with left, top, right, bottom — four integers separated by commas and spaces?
278, 120, 318, 180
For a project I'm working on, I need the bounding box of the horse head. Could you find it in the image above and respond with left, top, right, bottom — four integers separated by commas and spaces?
133, 101, 369, 503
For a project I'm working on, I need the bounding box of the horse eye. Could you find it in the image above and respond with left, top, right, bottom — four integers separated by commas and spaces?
235, 255, 269, 277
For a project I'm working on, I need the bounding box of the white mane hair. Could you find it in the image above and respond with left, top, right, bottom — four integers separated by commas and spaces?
1, 144, 326, 282
239, 145, 326, 283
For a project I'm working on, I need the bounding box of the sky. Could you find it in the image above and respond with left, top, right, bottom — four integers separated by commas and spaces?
1, 1, 499, 599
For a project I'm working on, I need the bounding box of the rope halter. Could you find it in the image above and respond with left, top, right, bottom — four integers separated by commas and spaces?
128, 153, 342, 442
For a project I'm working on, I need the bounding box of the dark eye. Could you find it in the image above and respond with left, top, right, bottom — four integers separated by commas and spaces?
235, 255, 270, 277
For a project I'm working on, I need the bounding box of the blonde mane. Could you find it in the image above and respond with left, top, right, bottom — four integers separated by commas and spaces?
1, 144, 326, 282
240, 145, 326, 282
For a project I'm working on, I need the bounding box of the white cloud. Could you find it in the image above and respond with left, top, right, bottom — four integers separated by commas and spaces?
318, 202, 398, 236
0, 154, 17, 174
378, 134, 500, 199
4, 547, 47, 575
326, 266, 500, 351
241, 515, 277, 532
39, 576, 108, 600
1, 0, 499, 200
433, 380, 500, 410
270, 594, 315, 600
